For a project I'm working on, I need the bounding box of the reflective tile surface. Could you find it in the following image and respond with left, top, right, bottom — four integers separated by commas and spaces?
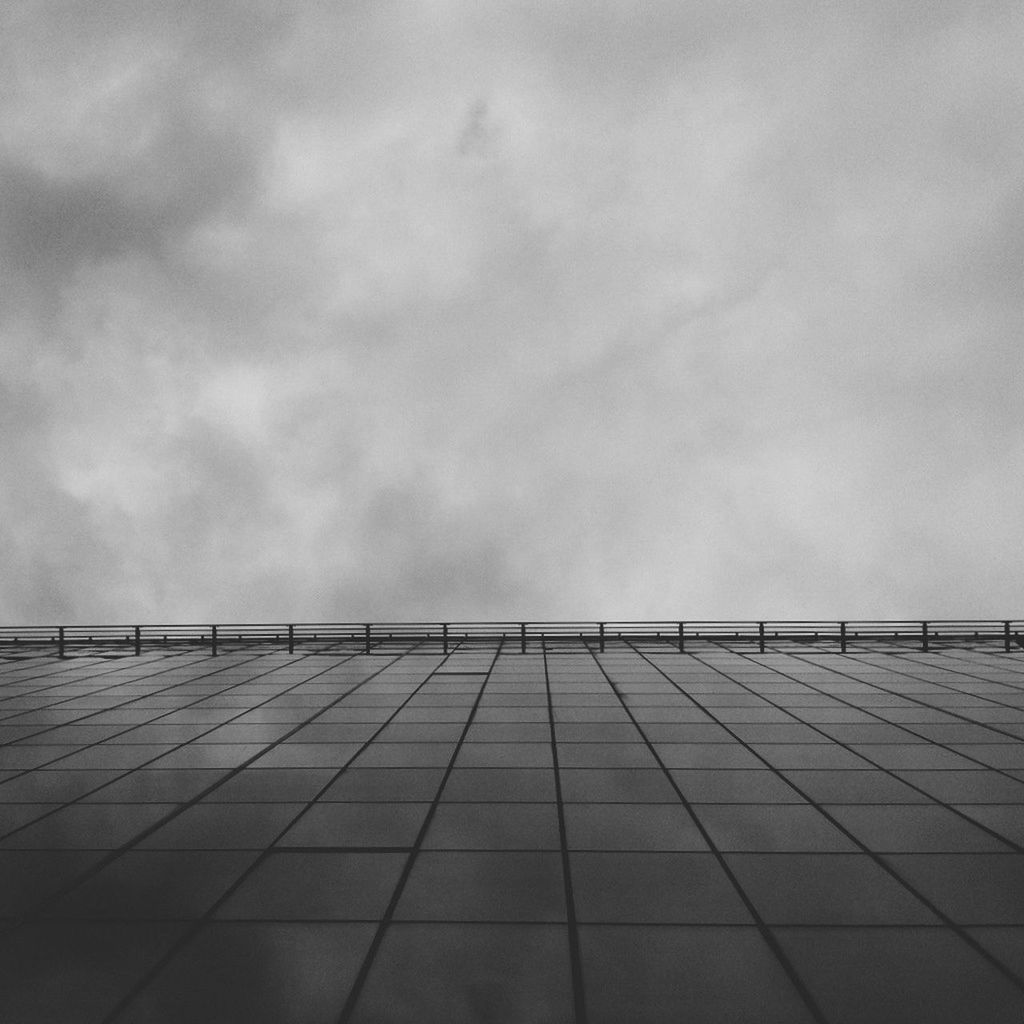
1, 643, 1024, 1022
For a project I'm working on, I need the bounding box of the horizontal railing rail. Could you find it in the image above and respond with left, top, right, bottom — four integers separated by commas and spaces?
0, 620, 1021, 657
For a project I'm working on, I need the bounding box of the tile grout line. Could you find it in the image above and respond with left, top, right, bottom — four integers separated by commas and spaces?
0, 650, 226, 744
761, 650, 1024, 841
542, 646, 589, 1024
0, 650, 270, 781
587, 647, 831, 1024
0, 648, 234, 720
792, 645, 1024, 728
97, 648, 454, 1023
6, 649, 398, 932
631, 643, 1024, 993
335, 646, 500, 1024
0, 651, 188, 704
0, 650, 295, 848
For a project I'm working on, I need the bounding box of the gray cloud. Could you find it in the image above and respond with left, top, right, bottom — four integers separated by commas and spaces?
2, 1, 1022, 624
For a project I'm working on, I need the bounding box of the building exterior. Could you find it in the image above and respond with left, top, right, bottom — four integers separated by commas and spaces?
2, 625, 1024, 1022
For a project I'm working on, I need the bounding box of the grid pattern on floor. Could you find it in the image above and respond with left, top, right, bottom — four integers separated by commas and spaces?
2, 644, 1024, 1023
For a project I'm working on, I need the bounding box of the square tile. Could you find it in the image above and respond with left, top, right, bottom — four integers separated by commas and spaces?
776, 927, 1024, 1024
968, 927, 1024, 977
278, 803, 429, 848
2, 802, 178, 849
817, 723, 925, 744
564, 804, 706, 851
779, 769, 928, 804
392, 706, 474, 723
375, 723, 466, 743
139, 803, 303, 849
949, 745, 1024, 769
47, 851, 255, 919
322, 768, 446, 802
112, 723, 217, 744
725, 853, 938, 924
825, 805, 1012, 852
0, 850, 105, 916
0, 922, 184, 1024
752, 744, 872, 770
849, 745, 981, 770
727, 724, 830, 744
116, 922, 374, 1024
631, 707, 714, 723
712, 708, 800, 724
556, 723, 646, 742
395, 851, 566, 921
792, 707, 879, 723
556, 743, 658, 768
316, 707, 394, 723
474, 707, 549, 723
579, 925, 816, 1024
559, 768, 679, 803
0, 769, 122, 803
952, 804, 1024, 845
655, 744, 763, 769
350, 923, 573, 1024
465, 723, 551, 742
692, 805, 856, 852
893, 723, 1004, 743
441, 768, 556, 802
423, 803, 559, 850
478, 693, 546, 707
246, 743, 360, 769
895, 770, 1024, 803
671, 770, 803, 803
352, 744, 456, 768
147, 743, 273, 769
454, 743, 552, 768
217, 851, 406, 919
883, 854, 1024, 923
286, 723, 379, 743
204, 768, 336, 802
572, 852, 751, 923
0, 745, 81, 770
0, 803, 58, 834
553, 707, 630, 723
84, 769, 228, 803
45, 745, 175, 770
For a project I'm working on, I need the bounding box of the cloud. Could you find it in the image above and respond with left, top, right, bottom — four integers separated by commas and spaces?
2, 1, 1023, 623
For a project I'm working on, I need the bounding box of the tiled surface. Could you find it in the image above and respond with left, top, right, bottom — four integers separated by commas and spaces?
1, 644, 1024, 1022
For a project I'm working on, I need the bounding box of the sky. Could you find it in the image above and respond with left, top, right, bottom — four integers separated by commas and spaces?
1, 1, 1022, 624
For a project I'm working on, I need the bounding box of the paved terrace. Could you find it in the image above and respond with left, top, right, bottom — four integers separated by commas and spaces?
2, 634, 1024, 1022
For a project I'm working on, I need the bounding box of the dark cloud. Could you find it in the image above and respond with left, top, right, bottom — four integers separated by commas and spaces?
1, 165, 150, 272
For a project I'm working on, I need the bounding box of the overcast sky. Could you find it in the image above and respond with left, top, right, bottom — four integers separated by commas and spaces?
2, 1, 1022, 624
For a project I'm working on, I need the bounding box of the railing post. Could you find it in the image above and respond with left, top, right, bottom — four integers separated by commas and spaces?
443, 623, 449, 654
678, 621, 685, 653
58, 626, 65, 658
211, 625, 218, 657
288, 624, 294, 654
758, 621, 765, 653
840, 621, 847, 653
365, 624, 371, 654
599, 622, 605, 653
520, 622, 526, 654
134, 625, 141, 656
1005, 620, 1011, 653
921, 621, 929, 652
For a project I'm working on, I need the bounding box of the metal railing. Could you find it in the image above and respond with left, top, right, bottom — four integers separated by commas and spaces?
0, 620, 1021, 657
